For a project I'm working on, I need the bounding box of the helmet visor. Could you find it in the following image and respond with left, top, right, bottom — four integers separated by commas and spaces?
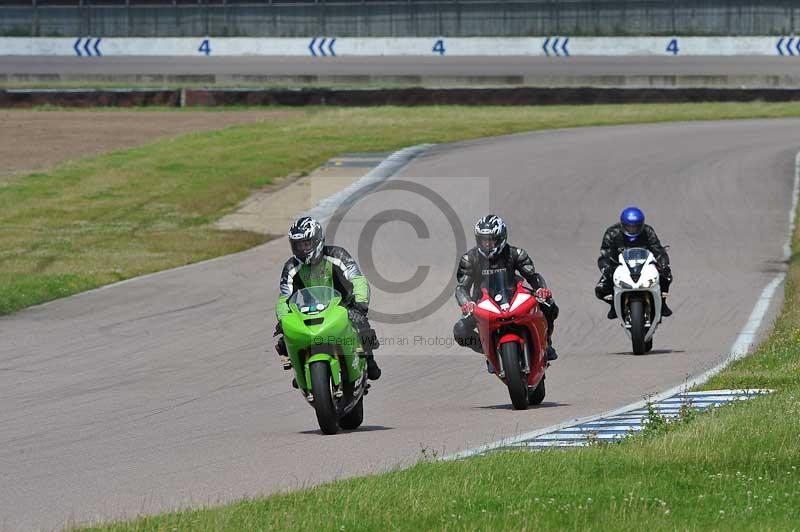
476, 234, 499, 252
622, 222, 643, 237
291, 237, 319, 260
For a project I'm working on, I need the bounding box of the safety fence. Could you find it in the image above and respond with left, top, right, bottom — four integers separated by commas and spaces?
0, 1, 798, 37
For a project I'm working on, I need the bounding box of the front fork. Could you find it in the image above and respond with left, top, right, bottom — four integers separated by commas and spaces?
620, 292, 653, 327
299, 353, 343, 403
300, 349, 368, 403
495, 334, 530, 378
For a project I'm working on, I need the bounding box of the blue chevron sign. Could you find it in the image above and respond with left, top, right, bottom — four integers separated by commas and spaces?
776, 36, 800, 56
308, 37, 337, 57
73, 37, 102, 57
542, 36, 570, 57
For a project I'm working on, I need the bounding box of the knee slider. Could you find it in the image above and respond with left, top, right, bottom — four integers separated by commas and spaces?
453, 320, 469, 345
595, 284, 609, 300
275, 337, 288, 357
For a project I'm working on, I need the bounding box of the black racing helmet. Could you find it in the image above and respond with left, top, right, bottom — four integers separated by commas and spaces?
474, 214, 508, 259
288, 216, 324, 265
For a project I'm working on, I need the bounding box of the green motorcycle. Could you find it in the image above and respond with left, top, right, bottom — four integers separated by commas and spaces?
282, 285, 369, 434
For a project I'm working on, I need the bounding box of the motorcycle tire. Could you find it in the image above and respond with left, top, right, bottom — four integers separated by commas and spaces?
500, 342, 529, 410
528, 374, 546, 406
630, 299, 646, 356
310, 361, 340, 435
339, 397, 364, 430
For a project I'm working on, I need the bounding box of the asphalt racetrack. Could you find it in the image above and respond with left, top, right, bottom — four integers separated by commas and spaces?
3, 56, 800, 78
1, 119, 797, 530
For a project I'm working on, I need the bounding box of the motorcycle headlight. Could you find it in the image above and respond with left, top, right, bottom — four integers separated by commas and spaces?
617, 280, 633, 289
639, 279, 653, 288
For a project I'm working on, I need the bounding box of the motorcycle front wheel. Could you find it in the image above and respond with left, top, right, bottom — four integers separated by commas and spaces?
629, 299, 646, 356
310, 361, 340, 435
500, 342, 529, 410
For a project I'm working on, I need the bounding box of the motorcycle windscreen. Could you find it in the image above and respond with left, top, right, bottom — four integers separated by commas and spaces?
289, 286, 341, 314
622, 247, 650, 281
480, 270, 515, 308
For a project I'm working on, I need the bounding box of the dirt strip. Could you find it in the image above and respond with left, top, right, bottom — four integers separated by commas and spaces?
0, 109, 297, 178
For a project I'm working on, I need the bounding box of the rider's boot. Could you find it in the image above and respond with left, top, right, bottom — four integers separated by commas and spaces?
546, 340, 558, 362
661, 293, 673, 317
603, 294, 617, 320
275, 335, 292, 370
366, 353, 382, 380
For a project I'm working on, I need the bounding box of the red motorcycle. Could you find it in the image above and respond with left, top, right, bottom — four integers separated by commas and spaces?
472, 270, 549, 410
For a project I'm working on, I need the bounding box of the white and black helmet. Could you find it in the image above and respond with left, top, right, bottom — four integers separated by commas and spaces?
474, 214, 508, 259
288, 216, 324, 265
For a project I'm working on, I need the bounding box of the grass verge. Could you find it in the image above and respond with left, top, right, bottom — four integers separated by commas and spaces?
5, 102, 800, 316
72, 103, 800, 531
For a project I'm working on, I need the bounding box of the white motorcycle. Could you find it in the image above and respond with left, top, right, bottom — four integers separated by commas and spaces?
612, 247, 662, 355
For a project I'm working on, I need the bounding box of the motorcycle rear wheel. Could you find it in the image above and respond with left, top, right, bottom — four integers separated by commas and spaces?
339, 397, 364, 430
500, 342, 529, 410
528, 374, 546, 406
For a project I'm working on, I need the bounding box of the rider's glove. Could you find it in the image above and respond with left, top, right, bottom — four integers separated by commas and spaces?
461, 301, 476, 315
535, 288, 553, 301
351, 301, 369, 316
348, 306, 368, 326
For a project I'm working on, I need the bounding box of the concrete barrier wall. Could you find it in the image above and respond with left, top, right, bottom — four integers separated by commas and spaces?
1, 2, 799, 38
3, 36, 800, 57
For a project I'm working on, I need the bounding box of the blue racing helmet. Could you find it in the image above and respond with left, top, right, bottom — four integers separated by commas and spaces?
620, 206, 645, 242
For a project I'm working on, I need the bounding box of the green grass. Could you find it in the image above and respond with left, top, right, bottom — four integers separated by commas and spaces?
84, 427, 800, 531
70, 102, 800, 531
5, 102, 800, 316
